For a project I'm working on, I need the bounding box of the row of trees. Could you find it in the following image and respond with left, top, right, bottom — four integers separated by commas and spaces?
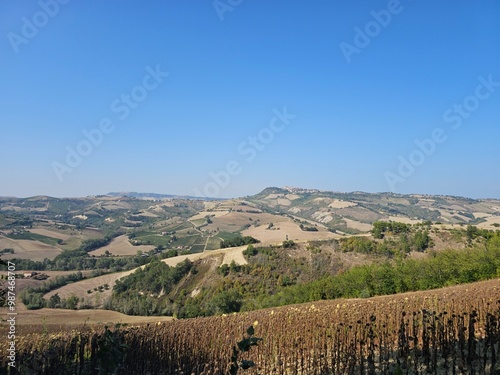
371, 220, 411, 238
19, 272, 86, 309
260, 234, 500, 306
220, 235, 259, 248
338, 230, 431, 254
5, 251, 151, 272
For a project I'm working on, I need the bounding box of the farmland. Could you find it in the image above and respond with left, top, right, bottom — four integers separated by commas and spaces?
1, 278, 499, 374
0, 307, 173, 336
1, 188, 500, 373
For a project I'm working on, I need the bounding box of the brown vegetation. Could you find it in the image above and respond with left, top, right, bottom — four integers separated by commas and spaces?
3, 278, 499, 374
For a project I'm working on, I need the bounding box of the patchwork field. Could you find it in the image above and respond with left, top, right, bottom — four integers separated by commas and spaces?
387, 215, 423, 224
204, 211, 288, 233
242, 220, 339, 244
328, 199, 357, 209
0, 236, 62, 260
477, 214, 500, 229
189, 210, 230, 221
343, 218, 373, 232
28, 228, 70, 240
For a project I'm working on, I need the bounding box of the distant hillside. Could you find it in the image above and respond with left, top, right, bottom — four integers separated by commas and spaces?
1, 187, 499, 264
247, 186, 500, 234
106, 192, 224, 200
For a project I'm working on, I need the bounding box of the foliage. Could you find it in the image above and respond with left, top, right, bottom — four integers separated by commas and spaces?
5, 252, 152, 272
372, 221, 411, 239
109, 259, 193, 315
95, 324, 129, 374
242, 245, 257, 257
221, 235, 260, 248
229, 324, 262, 375
261, 234, 500, 307
20, 271, 86, 310
78, 237, 112, 252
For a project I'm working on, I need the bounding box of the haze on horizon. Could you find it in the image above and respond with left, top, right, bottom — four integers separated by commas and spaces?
1, 1, 499, 199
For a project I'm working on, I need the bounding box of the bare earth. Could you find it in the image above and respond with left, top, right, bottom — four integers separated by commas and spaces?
388, 216, 423, 224
0, 236, 62, 261
242, 221, 338, 244
0, 307, 172, 326
477, 214, 500, 229
343, 218, 373, 232
189, 210, 230, 221
29, 228, 70, 240
328, 199, 357, 209
89, 235, 155, 256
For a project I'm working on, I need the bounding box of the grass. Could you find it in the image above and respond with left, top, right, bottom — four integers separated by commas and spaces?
217, 232, 242, 241
205, 237, 222, 250
165, 221, 193, 232
190, 244, 206, 253
190, 218, 207, 227
134, 234, 171, 247
59, 236, 82, 250
0, 215, 12, 227
172, 235, 202, 248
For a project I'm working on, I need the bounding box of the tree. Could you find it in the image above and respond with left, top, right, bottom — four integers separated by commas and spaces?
218, 264, 230, 276
62, 295, 79, 310
47, 293, 61, 308
229, 260, 240, 273
208, 290, 242, 314
412, 230, 431, 252
243, 245, 257, 257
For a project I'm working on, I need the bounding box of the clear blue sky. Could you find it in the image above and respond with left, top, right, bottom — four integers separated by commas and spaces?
1, 1, 499, 199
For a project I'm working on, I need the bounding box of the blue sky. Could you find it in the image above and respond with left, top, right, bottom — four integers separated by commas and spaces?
1, 1, 499, 198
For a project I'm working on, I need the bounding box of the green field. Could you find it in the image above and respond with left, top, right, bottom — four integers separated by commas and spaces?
171, 234, 201, 248
205, 236, 222, 250
217, 231, 242, 241
0, 215, 12, 226
190, 218, 207, 227
189, 244, 205, 253
5, 232, 61, 246
165, 221, 193, 232
134, 234, 171, 247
